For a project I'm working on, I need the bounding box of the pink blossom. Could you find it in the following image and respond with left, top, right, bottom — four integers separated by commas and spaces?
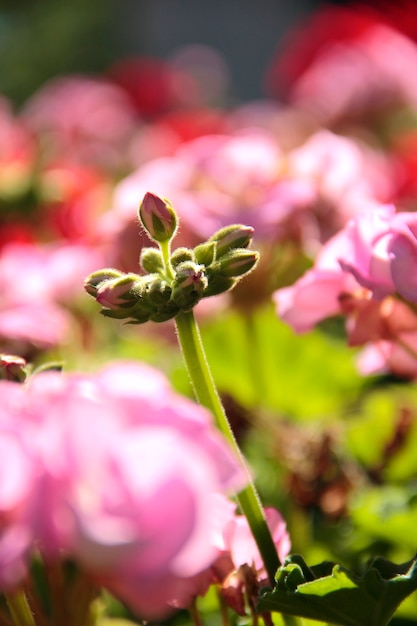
0, 382, 40, 588
221, 506, 290, 574
274, 227, 359, 332
331, 205, 417, 302
23, 75, 138, 170
0, 242, 105, 351
0, 361, 246, 617
267, 5, 417, 124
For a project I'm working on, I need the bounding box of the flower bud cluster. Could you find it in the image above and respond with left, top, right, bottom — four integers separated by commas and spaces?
85, 199, 259, 324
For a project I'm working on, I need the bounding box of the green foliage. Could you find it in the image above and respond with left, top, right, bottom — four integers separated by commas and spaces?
259, 555, 417, 626
196, 304, 363, 418
0, 0, 119, 104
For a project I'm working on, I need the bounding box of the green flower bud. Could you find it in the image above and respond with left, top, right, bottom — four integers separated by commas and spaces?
149, 302, 181, 323
146, 278, 172, 306
96, 274, 143, 310
209, 224, 254, 258
213, 249, 259, 278
139, 192, 178, 243
194, 241, 216, 266
101, 306, 140, 320
84, 268, 124, 297
171, 261, 208, 309
140, 247, 164, 274
170, 247, 195, 268
203, 273, 237, 298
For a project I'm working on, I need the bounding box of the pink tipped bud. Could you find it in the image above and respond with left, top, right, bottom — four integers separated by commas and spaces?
0, 354, 27, 382
139, 192, 178, 243
84, 268, 124, 297
96, 274, 142, 310
215, 249, 259, 277
209, 224, 254, 258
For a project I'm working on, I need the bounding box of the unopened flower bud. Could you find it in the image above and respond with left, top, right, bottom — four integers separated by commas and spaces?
203, 274, 237, 298
194, 241, 216, 266
214, 249, 259, 278
147, 278, 172, 306
84, 268, 124, 297
139, 192, 178, 243
209, 224, 254, 258
149, 301, 181, 323
140, 247, 164, 274
170, 247, 195, 268
0, 354, 27, 382
172, 262, 208, 309
96, 274, 143, 310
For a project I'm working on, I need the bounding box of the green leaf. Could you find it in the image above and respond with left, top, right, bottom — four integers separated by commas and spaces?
258, 554, 417, 626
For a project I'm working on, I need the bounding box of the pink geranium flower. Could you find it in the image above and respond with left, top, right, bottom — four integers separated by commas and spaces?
274, 202, 417, 378
0, 361, 247, 618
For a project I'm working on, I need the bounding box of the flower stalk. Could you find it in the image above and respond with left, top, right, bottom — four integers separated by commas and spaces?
175, 309, 281, 583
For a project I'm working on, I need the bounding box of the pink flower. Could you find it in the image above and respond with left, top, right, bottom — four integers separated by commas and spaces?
1, 361, 246, 617
23, 75, 138, 170
0, 241, 105, 351
0, 382, 40, 588
274, 227, 359, 332
332, 205, 417, 302
221, 506, 290, 574
266, 4, 417, 124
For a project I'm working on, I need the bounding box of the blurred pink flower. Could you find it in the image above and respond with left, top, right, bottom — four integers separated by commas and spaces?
37, 161, 111, 243
221, 506, 290, 574
104, 126, 393, 275
274, 225, 360, 332
0, 97, 36, 198
266, 4, 417, 124
0, 361, 246, 617
0, 381, 40, 588
23, 75, 138, 171
0, 242, 104, 351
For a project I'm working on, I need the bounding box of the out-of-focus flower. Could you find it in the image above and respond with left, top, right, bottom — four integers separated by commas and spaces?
109, 56, 185, 118
0, 381, 40, 588
22, 75, 138, 171
0, 97, 36, 202
266, 4, 417, 125
0, 242, 104, 352
211, 503, 290, 616
0, 354, 27, 382
37, 161, 111, 243
106, 127, 391, 269
0, 360, 246, 618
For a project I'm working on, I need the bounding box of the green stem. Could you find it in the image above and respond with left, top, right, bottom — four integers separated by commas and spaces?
175, 310, 281, 583
5, 591, 35, 626
160, 239, 175, 280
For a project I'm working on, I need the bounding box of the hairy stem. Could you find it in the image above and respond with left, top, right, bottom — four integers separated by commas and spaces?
175, 310, 280, 583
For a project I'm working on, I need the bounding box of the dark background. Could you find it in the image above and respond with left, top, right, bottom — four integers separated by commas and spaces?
0, 0, 345, 106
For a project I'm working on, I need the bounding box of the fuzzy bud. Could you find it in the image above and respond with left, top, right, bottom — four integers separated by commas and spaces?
140, 247, 164, 274
139, 192, 178, 243
170, 247, 195, 268
194, 241, 216, 266
209, 224, 254, 258
96, 274, 143, 310
0, 354, 27, 382
84, 268, 124, 297
172, 262, 208, 309
213, 249, 259, 278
